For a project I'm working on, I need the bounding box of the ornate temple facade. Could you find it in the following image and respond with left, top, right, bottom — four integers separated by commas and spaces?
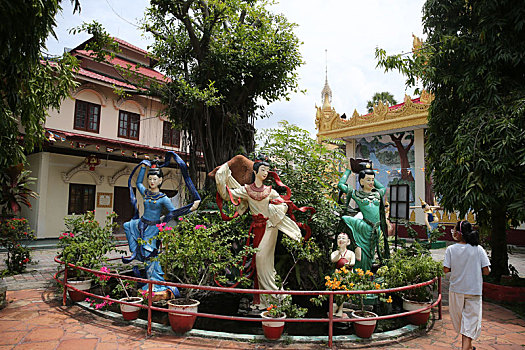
315, 76, 474, 228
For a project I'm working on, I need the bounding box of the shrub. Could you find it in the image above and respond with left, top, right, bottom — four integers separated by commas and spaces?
58, 211, 121, 279
0, 217, 35, 275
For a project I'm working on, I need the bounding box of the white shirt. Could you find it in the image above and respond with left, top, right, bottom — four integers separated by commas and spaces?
443, 243, 491, 295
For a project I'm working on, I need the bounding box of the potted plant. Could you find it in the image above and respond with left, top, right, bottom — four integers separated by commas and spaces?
311, 266, 391, 338
57, 211, 122, 302
382, 249, 443, 325
156, 213, 253, 334
116, 279, 143, 321
260, 294, 307, 340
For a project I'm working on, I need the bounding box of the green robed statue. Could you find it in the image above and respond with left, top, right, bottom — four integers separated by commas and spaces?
337, 159, 389, 272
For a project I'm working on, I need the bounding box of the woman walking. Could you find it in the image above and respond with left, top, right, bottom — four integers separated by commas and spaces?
443, 220, 491, 350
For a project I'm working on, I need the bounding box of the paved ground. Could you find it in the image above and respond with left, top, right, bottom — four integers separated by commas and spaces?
0, 246, 524, 349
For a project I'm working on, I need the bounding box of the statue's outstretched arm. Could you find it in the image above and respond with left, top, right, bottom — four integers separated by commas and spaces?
338, 169, 352, 194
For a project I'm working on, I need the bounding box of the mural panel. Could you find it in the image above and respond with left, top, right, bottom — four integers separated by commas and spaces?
355, 131, 415, 205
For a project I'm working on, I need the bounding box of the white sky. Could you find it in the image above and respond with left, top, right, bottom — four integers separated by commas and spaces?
46, 0, 426, 137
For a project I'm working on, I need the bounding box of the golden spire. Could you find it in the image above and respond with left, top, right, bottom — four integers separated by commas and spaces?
321, 49, 332, 110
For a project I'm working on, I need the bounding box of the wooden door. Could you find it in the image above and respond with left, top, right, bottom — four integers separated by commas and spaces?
113, 186, 136, 238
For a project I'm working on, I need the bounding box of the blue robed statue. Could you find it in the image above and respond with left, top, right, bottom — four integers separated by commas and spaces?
122, 152, 201, 299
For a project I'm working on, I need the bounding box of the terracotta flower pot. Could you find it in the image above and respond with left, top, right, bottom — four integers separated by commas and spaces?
167, 299, 200, 334
402, 297, 432, 325
67, 279, 92, 302
351, 310, 377, 338
119, 297, 143, 320
260, 310, 286, 340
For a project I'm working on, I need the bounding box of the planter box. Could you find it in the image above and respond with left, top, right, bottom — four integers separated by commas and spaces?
402, 297, 431, 325
261, 311, 286, 340
420, 240, 446, 249
483, 282, 525, 303
67, 279, 92, 302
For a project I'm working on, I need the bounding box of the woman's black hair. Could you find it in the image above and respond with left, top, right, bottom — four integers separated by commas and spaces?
357, 162, 375, 187
147, 167, 164, 178
455, 220, 479, 246
252, 161, 271, 183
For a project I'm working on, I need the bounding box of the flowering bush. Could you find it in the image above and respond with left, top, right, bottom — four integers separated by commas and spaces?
156, 212, 255, 302
85, 296, 114, 310
311, 266, 392, 313
58, 211, 122, 279
264, 295, 307, 318
0, 217, 35, 275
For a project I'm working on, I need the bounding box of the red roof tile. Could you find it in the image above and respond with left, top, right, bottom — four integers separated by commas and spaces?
76, 66, 137, 89
45, 128, 182, 155
74, 50, 169, 83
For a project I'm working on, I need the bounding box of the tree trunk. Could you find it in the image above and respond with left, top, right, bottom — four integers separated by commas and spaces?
389, 135, 414, 182
489, 206, 509, 282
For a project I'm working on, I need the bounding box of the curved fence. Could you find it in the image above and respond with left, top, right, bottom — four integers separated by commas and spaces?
54, 255, 442, 347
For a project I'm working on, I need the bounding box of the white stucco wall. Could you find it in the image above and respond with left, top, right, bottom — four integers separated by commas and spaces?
45, 85, 181, 151
23, 153, 189, 239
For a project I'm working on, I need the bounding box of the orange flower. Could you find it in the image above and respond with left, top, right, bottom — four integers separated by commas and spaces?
386, 296, 393, 303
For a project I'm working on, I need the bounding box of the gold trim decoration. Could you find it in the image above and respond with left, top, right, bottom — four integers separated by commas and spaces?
316, 92, 434, 140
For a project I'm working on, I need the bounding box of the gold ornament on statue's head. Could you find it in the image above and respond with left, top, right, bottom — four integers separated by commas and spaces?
420, 197, 432, 213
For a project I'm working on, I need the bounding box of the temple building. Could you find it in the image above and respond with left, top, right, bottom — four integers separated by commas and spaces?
315, 65, 524, 244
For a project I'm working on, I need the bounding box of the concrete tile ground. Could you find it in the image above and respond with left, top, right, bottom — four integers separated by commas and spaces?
1, 247, 524, 349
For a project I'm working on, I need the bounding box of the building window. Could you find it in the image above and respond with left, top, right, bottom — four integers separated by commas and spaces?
68, 184, 95, 215
118, 110, 140, 140
74, 100, 100, 133
162, 121, 180, 148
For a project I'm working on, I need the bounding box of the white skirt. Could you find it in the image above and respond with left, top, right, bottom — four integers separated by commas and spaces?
449, 291, 482, 340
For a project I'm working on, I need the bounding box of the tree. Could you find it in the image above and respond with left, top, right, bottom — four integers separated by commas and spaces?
376, 0, 525, 280
143, 0, 303, 181
366, 91, 397, 113
0, 1, 80, 168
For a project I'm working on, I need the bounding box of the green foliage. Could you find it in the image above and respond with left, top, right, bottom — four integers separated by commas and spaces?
0, 164, 39, 217
381, 250, 443, 302
311, 266, 391, 313
142, 0, 304, 174
0, 1, 79, 167
58, 211, 120, 278
69, 21, 121, 62
157, 212, 255, 301
256, 121, 347, 290
366, 91, 398, 113
0, 218, 36, 275
376, 0, 525, 280
265, 295, 307, 318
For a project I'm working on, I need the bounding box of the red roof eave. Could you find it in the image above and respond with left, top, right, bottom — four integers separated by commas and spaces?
46, 128, 184, 156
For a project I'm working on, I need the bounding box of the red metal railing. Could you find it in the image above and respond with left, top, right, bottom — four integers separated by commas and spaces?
54, 255, 442, 348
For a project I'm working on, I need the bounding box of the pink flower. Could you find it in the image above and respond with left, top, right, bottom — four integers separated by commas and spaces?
97, 266, 111, 281
178, 217, 183, 221
164, 226, 173, 231
69, 232, 74, 237
85, 298, 91, 302
194, 225, 207, 230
